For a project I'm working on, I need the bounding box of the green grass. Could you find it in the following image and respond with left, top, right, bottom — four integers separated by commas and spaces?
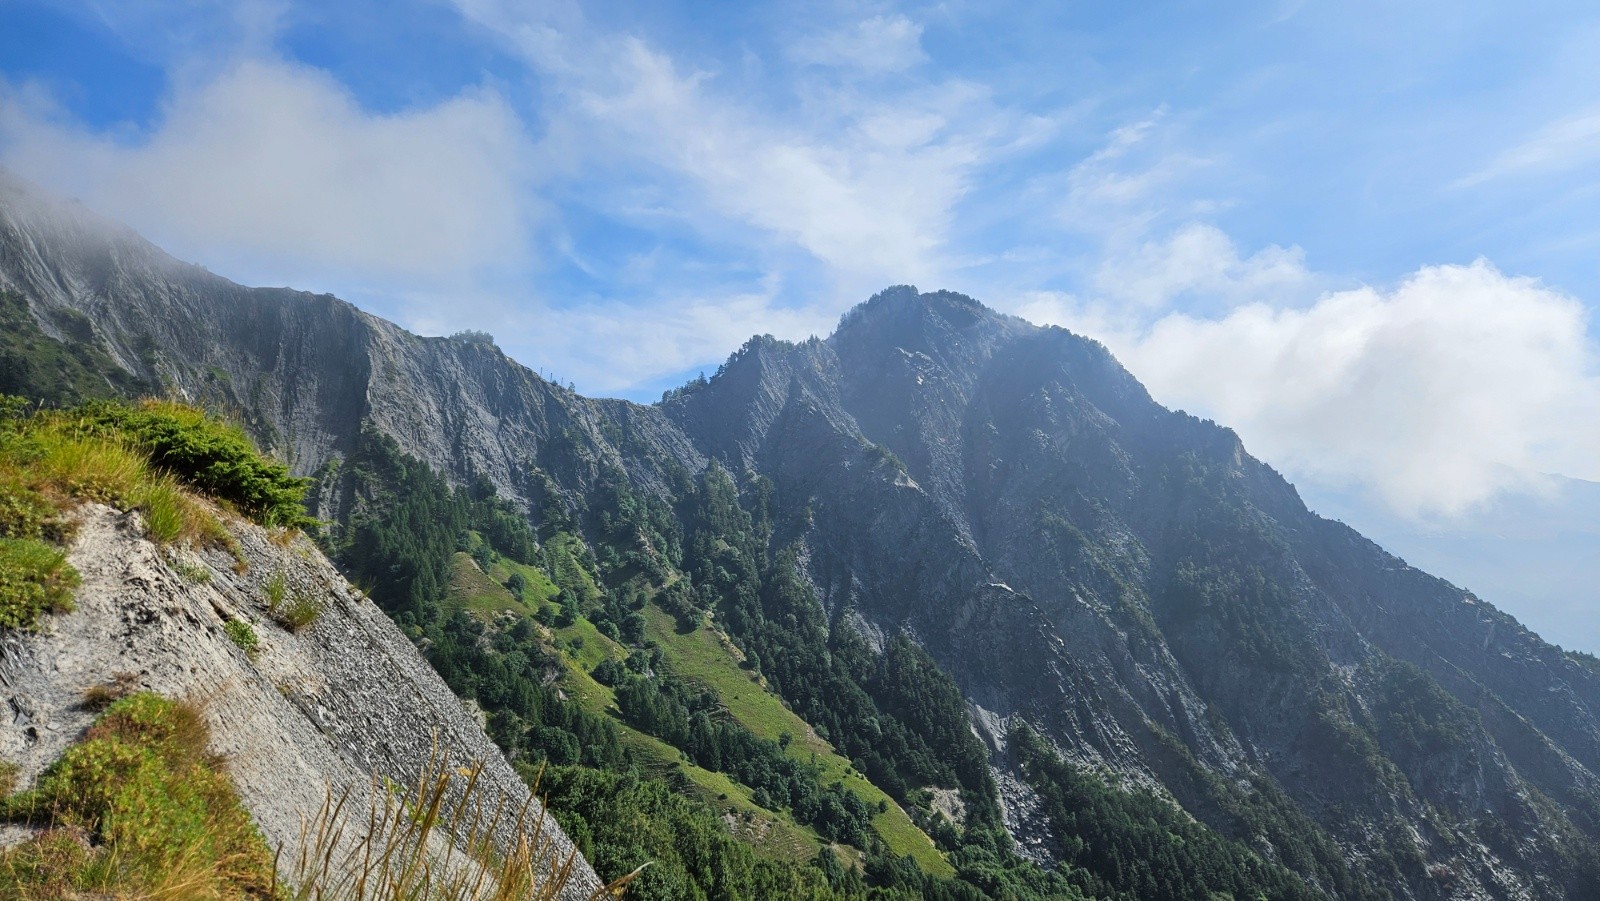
0, 693, 276, 898
449, 552, 534, 617
264, 570, 287, 611
489, 556, 560, 604
551, 609, 629, 673
0, 538, 78, 629
641, 603, 952, 875
549, 630, 825, 863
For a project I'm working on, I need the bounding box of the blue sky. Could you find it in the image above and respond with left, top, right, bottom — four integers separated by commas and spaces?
2, 1, 1598, 639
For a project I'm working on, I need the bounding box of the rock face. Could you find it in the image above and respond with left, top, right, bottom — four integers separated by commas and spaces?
0, 504, 602, 899
6, 171, 1600, 898
0, 170, 703, 513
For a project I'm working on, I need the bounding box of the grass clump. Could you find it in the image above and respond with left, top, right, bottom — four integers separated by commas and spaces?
277, 590, 324, 632
0, 692, 277, 898
290, 747, 640, 900
225, 619, 260, 656
264, 570, 288, 611
0, 538, 78, 629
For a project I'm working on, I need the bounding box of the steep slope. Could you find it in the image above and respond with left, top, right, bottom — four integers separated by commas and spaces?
0, 501, 602, 898
5, 172, 1600, 898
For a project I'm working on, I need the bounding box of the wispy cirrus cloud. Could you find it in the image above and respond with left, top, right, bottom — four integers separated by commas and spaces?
791, 14, 928, 73
455, 0, 1051, 297
1458, 107, 1600, 187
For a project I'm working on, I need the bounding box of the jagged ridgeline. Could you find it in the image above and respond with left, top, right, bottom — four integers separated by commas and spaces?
5, 171, 1600, 899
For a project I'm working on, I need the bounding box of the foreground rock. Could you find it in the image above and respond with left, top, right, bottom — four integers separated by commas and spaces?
0, 504, 602, 899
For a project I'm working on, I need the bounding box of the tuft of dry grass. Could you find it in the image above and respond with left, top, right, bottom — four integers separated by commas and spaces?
82, 672, 142, 711
286, 744, 642, 900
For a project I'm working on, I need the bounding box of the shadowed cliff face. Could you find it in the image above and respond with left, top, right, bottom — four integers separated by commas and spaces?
6, 174, 1600, 899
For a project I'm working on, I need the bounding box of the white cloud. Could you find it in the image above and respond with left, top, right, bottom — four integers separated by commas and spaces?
456, 1, 1040, 295
1096, 260, 1600, 516
0, 57, 532, 281
1092, 222, 1314, 310
1058, 108, 1213, 241
791, 14, 928, 73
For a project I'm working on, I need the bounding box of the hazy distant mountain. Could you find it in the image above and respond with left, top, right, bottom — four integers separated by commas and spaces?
5, 171, 1600, 899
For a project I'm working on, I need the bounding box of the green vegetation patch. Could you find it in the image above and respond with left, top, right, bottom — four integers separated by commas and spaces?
0, 396, 315, 629
0, 692, 276, 898
0, 290, 149, 404
225, 619, 260, 656
78, 399, 313, 529
0, 538, 78, 629
1012, 723, 1320, 901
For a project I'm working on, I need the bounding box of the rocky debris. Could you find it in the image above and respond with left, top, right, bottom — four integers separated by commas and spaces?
0, 504, 601, 899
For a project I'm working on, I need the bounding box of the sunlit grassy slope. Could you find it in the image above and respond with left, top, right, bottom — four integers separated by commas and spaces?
448, 553, 948, 872
638, 604, 950, 875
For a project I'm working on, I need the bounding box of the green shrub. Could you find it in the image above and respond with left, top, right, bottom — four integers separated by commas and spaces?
78, 400, 313, 529
224, 619, 259, 656
0, 537, 78, 629
0, 471, 67, 541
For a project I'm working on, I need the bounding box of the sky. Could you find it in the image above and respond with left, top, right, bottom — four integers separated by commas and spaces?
1, 1, 1597, 642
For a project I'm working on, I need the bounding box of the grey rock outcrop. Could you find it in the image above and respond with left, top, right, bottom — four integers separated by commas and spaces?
0, 504, 602, 899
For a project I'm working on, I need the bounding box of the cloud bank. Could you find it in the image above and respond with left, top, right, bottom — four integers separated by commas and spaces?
1091, 260, 1600, 516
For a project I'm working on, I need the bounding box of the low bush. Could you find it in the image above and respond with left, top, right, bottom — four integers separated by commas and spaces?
78, 400, 313, 529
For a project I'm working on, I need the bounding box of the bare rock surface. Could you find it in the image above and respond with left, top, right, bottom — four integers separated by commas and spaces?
0, 504, 602, 899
